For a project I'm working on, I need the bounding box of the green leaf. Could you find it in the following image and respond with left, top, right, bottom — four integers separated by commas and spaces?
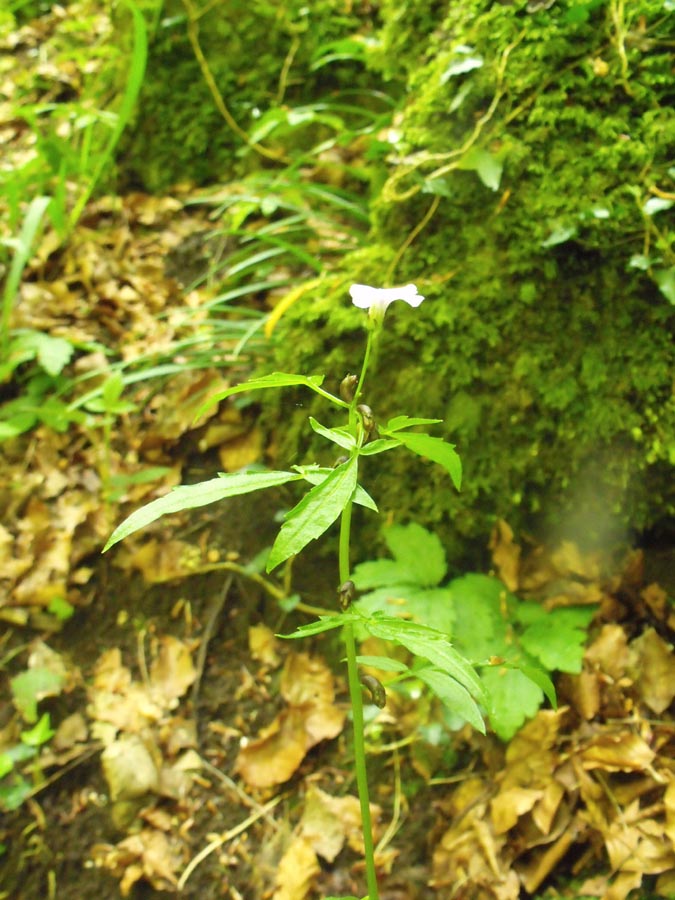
384, 415, 442, 432
384, 522, 447, 587
293, 466, 377, 511
0, 776, 32, 811
10, 668, 65, 723
21, 713, 55, 747
458, 147, 503, 191
541, 224, 577, 247
481, 667, 543, 741
517, 605, 595, 673
365, 614, 485, 703
415, 666, 485, 733
195, 372, 331, 419
104, 470, 301, 551
267, 458, 358, 571
308, 417, 355, 450
393, 432, 462, 490
354, 656, 409, 673
279, 611, 359, 639
654, 268, 675, 305
358, 438, 401, 456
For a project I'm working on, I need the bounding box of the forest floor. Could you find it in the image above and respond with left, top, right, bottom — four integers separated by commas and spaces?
1, 186, 675, 900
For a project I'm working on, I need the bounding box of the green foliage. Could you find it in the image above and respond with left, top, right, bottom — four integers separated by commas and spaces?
0, 659, 65, 812
268, 0, 675, 551
352, 523, 595, 740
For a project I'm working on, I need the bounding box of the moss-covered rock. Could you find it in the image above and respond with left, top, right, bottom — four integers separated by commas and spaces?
119, 0, 384, 191
266, 0, 675, 560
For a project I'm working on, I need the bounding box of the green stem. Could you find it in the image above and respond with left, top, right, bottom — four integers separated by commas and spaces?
339, 502, 379, 900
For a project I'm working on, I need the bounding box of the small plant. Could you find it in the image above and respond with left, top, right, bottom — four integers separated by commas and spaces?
0, 651, 65, 812
352, 522, 595, 740
103, 283, 562, 899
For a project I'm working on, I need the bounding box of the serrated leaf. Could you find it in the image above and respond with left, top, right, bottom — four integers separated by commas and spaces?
415, 667, 485, 733
308, 417, 355, 450
384, 522, 447, 587
384, 415, 442, 432
448, 574, 515, 661
393, 433, 462, 489
195, 372, 329, 418
481, 667, 543, 741
267, 458, 357, 571
365, 615, 485, 703
104, 470, 301, 551
294, 466, 377, 511
518, 605, 594, 673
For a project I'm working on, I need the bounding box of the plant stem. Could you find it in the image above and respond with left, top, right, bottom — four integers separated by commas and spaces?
339, 500, 379, 900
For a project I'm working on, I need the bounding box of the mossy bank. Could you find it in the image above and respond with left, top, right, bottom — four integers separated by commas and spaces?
265, 0, 675, 560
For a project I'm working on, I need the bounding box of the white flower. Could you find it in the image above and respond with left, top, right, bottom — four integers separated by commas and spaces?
349, 283, 424, 322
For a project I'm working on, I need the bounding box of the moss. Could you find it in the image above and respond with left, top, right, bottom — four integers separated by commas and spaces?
118, 0, 386, 191
266, 0, 675, 562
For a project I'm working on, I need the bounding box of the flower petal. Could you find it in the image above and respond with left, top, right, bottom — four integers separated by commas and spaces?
349, 283, 425, 312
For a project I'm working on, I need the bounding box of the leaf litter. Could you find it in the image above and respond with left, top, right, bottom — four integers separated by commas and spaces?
1, 20, 674, 893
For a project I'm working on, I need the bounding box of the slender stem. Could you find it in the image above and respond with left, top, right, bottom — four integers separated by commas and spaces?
339, 502, 379, 900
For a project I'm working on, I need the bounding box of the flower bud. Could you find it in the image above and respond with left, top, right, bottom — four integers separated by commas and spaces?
356, 404, 375, 434
333, 455, 349, 468
337, 580, 355, 610
360, 673, 386, 708
339, 374, 358, 403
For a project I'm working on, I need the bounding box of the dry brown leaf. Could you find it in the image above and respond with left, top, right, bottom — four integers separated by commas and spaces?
489, 520, 520, 592
272, 835, 320, 900
628, 628, 675, 714
236, 706, 309, 788
218, 426, 263, 471
580, 732, 655, 773
101, 734, 160, 801
249, 623, 281, 668
149, 635, 196, 707
237, 653, 345, 787
585, 624, 629, 680
491, 787, 542, 834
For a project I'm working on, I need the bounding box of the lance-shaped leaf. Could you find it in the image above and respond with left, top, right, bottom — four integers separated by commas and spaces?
278, 611, 360, 640
296, 467, 378, 512
308, 417, 356, 450
365, 614, 485, 703
104, 470, 300, 551
196, 372, 343, 418
267, 458, 358, 571
384, 415, 442, 432
415, 666, 485, 733
393, 432, 462, 490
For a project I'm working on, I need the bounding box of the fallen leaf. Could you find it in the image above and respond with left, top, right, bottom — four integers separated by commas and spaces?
580, 732, 655, 773
272, 835, 320, 900
628, 628, 675, 714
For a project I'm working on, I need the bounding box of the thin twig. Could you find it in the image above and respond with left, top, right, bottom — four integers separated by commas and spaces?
177, 793, 284, 890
